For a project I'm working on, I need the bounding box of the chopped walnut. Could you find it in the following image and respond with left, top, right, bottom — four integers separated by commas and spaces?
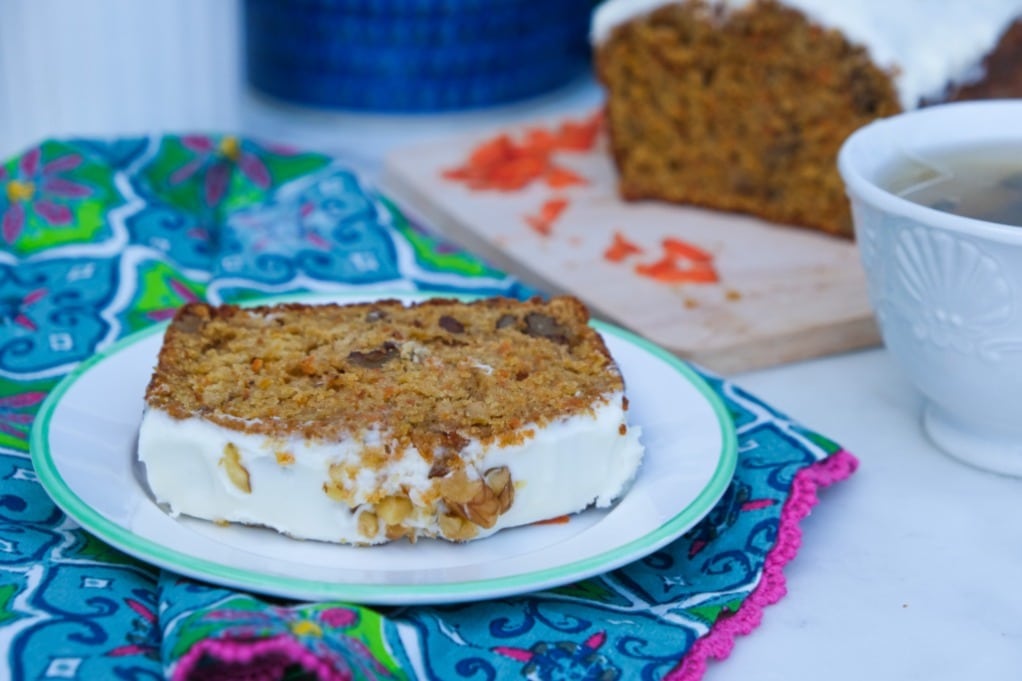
524, 312, 569, 343
377, 495, 413, 525
347, 342, 399, 368
220, 443, 251, 493
438, 512, 479, 541
439, 466, 513, 530
357, 510, 379, 538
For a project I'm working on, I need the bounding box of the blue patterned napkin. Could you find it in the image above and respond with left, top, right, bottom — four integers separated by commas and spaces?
0, 136, 856, 680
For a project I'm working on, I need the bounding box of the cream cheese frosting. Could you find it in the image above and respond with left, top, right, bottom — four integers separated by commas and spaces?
591, 0, 1022, 109
137, 393, 644, 545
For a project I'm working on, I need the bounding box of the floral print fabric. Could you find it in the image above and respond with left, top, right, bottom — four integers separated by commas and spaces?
0, 136, 855, 680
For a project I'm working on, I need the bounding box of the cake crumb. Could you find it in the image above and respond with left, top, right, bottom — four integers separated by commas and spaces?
603, 231, 643, 263
525, 197, 569, 236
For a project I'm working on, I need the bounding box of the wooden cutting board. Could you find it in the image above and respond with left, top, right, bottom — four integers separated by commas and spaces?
380, 113, 879, 374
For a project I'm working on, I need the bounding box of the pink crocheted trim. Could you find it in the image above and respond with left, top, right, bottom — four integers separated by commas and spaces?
172, 634, 352, 681
664, 449, 859, 681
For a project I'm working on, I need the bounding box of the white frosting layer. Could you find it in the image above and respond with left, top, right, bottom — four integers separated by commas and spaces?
591, 0, 1022, 109
137, 395, 644, 544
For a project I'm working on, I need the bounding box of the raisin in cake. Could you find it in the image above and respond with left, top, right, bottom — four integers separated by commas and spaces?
593, 0, 1022, 236
137, 296, 644, 544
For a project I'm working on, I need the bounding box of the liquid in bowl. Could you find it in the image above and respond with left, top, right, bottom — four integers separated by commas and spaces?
881, 143, 1022, 227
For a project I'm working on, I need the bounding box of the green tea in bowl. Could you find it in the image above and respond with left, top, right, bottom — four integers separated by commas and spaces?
882, 144, 1022, 228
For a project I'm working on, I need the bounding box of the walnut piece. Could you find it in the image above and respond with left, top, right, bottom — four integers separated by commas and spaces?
495, 313, 517, 329
357, 510, 380, 538
220, 443, 251, 493
438, 512, 479, 541
323, 463, 352, 503
524, 312, 569, 343
484, 466, 514, 514
438, 315, 465, 333
377, 495, 413, 525
347, 342, 399, 368
439, 466, 513, 530
322, 482, 347, 502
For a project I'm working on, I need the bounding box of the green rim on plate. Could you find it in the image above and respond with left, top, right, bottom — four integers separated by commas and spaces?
29, 291, 738, 604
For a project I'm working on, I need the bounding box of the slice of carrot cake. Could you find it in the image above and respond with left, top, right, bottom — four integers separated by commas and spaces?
137, 296, 644, 544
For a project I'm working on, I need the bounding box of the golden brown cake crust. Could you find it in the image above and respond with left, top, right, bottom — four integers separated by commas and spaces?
144, 296, 623, 460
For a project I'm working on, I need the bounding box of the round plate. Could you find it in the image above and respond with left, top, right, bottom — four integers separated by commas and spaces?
30, 292, 737, 605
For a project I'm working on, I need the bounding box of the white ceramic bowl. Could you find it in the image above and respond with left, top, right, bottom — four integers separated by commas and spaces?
838, 100, 1022, 477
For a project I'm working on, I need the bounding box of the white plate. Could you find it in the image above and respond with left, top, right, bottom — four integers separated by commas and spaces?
30, 292, 737, 605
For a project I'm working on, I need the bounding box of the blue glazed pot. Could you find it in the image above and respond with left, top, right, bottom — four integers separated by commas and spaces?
244, 0, 594, 112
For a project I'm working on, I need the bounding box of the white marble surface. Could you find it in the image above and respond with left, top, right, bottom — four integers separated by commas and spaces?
734, 349, 1022, 681
1, 3, 1020, 678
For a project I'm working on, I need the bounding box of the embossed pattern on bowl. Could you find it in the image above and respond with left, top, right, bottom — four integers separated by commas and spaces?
839, 100, 1022, 477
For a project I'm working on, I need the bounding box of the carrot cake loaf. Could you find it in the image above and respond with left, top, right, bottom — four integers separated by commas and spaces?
137, 296, 644, 544
592, 0, 1022, 236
